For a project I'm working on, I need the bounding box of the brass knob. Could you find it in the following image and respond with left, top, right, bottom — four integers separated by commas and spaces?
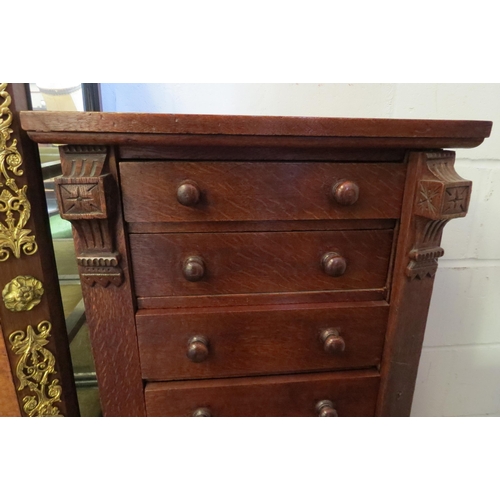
316, 400, 338, 417
183, 256, 205, 282
320, 328, 345, 354
192, 407, 212, 417
187, 335, 209, 362
332, 180, 359, 206
321, 252, 346, 277
177, 180, 201, 206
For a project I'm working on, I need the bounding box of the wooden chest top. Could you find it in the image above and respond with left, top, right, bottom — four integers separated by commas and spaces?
19, 112, 493, 417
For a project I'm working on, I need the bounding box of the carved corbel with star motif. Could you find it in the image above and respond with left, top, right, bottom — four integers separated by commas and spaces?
406, 151, 471, 280
55, 146, 123, 287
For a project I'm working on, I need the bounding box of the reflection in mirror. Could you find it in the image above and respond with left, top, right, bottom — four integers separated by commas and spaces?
31, 83, 84, 111
29, 83, 101, 416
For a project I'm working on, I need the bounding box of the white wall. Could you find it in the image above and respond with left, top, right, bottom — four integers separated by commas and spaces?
101, 83, 500, 416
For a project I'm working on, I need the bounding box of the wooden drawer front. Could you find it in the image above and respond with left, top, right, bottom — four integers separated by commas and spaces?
137, 302, 388, 381
130, 229, 393, 297
145, 370, 380, 416
120, 161, 406, 223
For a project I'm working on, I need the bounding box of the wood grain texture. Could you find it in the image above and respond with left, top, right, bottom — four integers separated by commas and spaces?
376, 151, 471, 416
65, 148, 145, 416
130, 230, 394, 297
119, 144, 407, 162
19, 111, 492, 140
137, 301, 388, 381
120, 161, 406, 223
127, 218, 396, 234
23, 131, 491, 157
19, 111, 490, 417
137, 289, 386, 310
55, 146, 124, 287
145, 369, 380, 417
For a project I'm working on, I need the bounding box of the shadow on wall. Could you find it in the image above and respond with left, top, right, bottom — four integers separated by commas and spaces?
412, 343, 500, 416
412, 264, 500, 416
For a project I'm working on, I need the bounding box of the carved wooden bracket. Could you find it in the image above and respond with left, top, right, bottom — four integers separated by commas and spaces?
55, 146, 123, 287
407, 151, 471, 280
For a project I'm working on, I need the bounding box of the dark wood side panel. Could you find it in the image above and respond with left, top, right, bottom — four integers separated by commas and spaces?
145, 369, 380, 417
377, 151, 472, 416
56, 146, 145, 416
130, 230, 394, 298
137, 301, 388, 381
120, 161, 406, 222
0, 84, 79, 416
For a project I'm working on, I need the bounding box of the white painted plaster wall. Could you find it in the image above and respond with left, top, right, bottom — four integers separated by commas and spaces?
101, 83, 500, 416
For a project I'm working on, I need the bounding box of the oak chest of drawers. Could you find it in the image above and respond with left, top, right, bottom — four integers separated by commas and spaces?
20, 112, 492, 416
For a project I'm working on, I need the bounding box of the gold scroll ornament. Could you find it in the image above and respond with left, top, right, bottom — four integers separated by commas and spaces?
9, 321, 63, 417
0, 83, 37, 261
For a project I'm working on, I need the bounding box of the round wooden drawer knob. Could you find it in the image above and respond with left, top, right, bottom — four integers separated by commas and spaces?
183, 256, 205, 282
187, 335, 209, 362
316, 400, 338, 417
192, 407, 212, 417
177, 181, 201, 206
320, 328, 346, 354
321, 252, 347, 277
332, 180, 359, 206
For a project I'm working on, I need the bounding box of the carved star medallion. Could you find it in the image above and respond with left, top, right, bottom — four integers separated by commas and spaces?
443, 186, 469, 215
417, 183, 441, 216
